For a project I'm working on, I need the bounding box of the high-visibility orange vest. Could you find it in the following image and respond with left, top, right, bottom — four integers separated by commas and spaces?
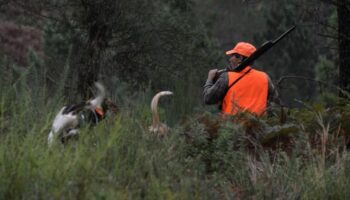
221, 67, 268, 116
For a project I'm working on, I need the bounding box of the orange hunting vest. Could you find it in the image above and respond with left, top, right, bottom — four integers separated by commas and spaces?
221, 67, 268, 116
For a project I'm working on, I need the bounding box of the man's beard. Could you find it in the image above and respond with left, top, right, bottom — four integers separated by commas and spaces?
228, 61, 241, 71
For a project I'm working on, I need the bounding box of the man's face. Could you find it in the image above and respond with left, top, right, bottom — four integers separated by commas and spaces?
228, 53, 243, 68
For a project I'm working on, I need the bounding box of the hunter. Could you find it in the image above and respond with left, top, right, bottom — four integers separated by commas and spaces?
203, 42, 277, 116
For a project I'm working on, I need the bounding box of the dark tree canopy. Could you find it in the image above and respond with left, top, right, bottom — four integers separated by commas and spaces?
0, 0, 349, 105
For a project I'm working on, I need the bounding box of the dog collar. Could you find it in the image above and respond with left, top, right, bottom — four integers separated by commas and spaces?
95, 107, 104, 117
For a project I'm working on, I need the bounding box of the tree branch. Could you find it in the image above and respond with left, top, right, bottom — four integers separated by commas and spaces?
277, 76, 350, 98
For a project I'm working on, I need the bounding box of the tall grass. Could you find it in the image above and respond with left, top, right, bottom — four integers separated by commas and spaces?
1, 57, 350, 199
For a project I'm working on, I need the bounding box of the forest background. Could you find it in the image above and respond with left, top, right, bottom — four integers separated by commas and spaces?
1, 0, 350, 199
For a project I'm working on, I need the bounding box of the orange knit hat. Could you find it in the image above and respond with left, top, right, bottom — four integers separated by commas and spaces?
225, 42, 256, 57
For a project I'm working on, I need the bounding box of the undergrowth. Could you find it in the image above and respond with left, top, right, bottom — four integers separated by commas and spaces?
1, 58, 350, 199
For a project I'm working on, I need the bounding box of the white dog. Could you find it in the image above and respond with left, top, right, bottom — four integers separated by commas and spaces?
48, 82, 106, 146
149, 91, 173, 136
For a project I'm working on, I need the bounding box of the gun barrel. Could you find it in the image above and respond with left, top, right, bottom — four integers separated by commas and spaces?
273, 26, 296, 44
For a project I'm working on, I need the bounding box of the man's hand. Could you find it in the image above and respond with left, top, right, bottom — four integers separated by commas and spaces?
207, 69, 218, 81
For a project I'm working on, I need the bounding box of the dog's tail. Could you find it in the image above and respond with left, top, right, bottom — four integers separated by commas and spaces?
151, 91, 173, 128
87, 82, 106, 109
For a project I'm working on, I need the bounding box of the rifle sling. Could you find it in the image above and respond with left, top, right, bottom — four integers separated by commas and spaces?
217, 68, 252, 111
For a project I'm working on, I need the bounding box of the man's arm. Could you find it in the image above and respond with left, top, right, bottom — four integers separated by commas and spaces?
203, 70, 228, 105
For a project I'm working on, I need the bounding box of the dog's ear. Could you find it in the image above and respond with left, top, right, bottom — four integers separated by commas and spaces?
104, 98, 119, 114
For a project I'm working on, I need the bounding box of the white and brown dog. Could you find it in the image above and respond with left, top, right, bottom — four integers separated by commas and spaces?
149, 91, 173, 137
48, 82, 106, 146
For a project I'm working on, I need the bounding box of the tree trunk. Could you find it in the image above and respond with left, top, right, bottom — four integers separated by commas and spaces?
77, 2, 111, 99
77, 30, 103, 99
337, 0, 350, 97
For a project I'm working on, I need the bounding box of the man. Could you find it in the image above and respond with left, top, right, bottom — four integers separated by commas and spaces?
203, 42, 277, 116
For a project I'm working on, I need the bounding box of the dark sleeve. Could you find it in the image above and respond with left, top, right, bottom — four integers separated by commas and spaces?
203, 73, 228, 105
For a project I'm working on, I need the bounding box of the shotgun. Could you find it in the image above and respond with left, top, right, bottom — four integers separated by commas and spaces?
215, 26, 296, 78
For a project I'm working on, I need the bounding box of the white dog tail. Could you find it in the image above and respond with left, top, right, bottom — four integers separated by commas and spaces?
151, 91, 173, 128
88, 82, 106, 109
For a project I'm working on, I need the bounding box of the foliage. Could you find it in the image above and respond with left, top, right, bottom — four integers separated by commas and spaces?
1, 1, 350, 199
251, 0, 319, 107
2, 73, 350, 198
0, 21, 43, 66
0, 0, 221, 100
315, 56, 337, 83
